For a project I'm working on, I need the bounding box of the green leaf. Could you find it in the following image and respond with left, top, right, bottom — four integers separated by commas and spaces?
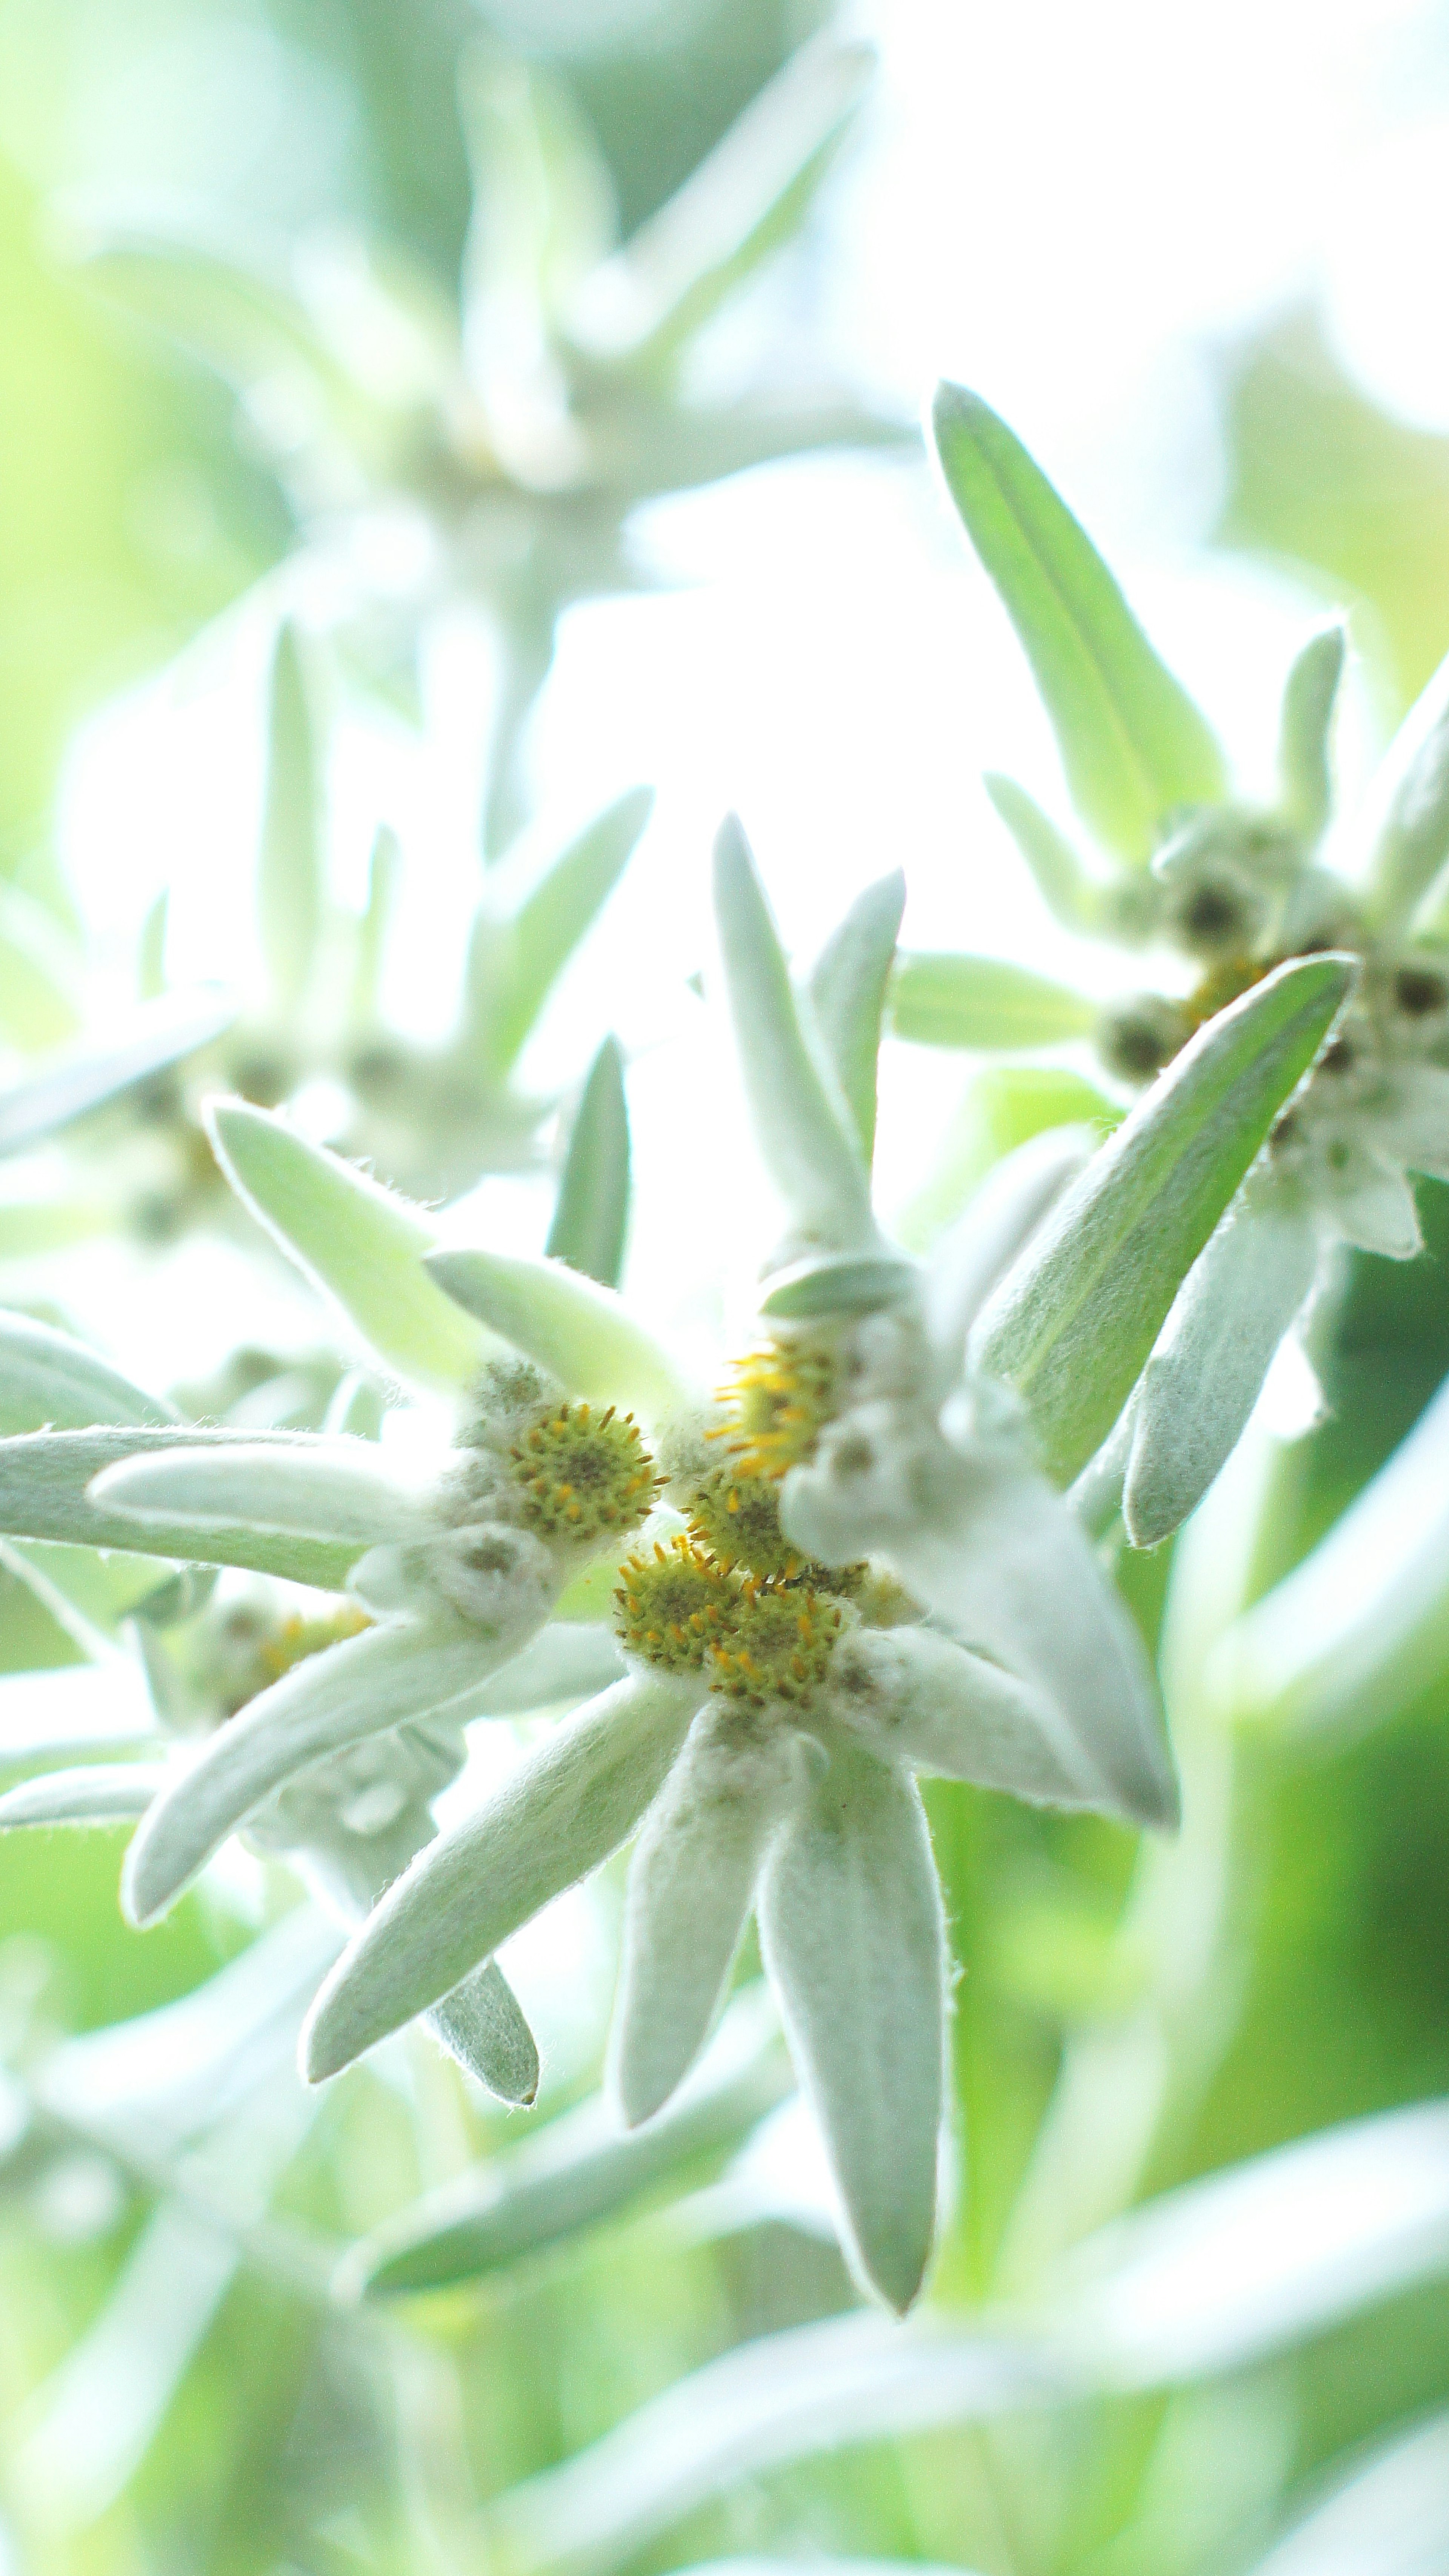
1361, 645, 1449, 926
0, 885, 83, 1049
0, 1310, 176, 1435
931, 384, 1227, 860
972, 953, 1356, 1480
898, 1064, 1119, 1254
91, 1438, 428, 1547
712, 817, 876, 1252
1276, 624, 1346, 844
207, 1099, 486, 1392
564, 37, 873, 372
0, 1763, 167, 1829
545, 1036, 631, 1288
807, 872, 905, 1163
0, 1427, 360, 1588
303, 1674, 698, 2080
0, 989, 234, 1160
258, 624, 323, 1014
983, 774, 1112, 933
347, 1988, 790, 2296
431, 1962, 540, 2110
137, 887, 169, 1002
758, 1253, 916, 1322
889, 952, 1098, 1050
469, 789, 654, 1082
349, 828, 400, 1026
427, 1246, 691, 1422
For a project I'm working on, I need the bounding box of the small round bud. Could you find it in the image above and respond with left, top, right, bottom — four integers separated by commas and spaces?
706, 1583, 851, 1713
686, 1463, 806, 1580
428, 1523, 556, 1629
1095, 994, 1192, 1085
614, 1536, 737, 1674
506, 1399, 659, 1545
713, 1335, 839, 1480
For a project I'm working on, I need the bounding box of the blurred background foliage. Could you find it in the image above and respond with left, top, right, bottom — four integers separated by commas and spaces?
5, 2, 1449, 2573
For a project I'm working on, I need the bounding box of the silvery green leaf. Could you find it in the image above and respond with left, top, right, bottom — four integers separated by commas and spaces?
426, 1246, 692, 1422
1277, 623, 1346, 845
931, 384, 1226, 862
0, 883, 82, 1048
545, 1035, 631, 1288
469, 1621, 624, 1714
457, 47, 605, 435
0, 1763, 166, 1827
90, 1437, 429, 1547
471, 790, 654, 1082
983, 774, 1111, 933
923, 1124, 1097, 1365
0, 1663, 158, 1780
0, 1427, 359, 1588
480, 2311, 1052, 2576
123, 1620, 512, 1924
1123, 1194, 1319, 1546
137, 886, 168, 1001
347, 1985, 791, 2296
971, 953, 1355, 1481
1360, 644, 1449, 925
321, 1370, 386, 1440
808, 872, 906, 1163
303, 1674, 698, 2080
430, 1959, 540, 2108
831, 1625, 1106, 1809
349, 826, 400, 1026
1053, 2095, 1449, 2384
712, 817, 877, 1254
1249, 2409, 1449, 2576
207, 1099, 486, 1391
563, 37, 872, 371
758, 1253, 916, 1322
889, 951, 1098, 1050
0, 988, 234, 1159
610, 1705, 801, 2126
0, 1310, 176, 1435
258, 624, 322, 1014
1211, 1369, 1449, 1737
757, 1737, 944, 2312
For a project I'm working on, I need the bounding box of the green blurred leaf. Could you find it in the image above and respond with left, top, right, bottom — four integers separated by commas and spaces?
350, 827, 400, 1025
258, 624, 323, 1014
0, 989, 234, 1159
898, 1063, 1120, 1253
565, 36, 872, 372
1277, 625, 1346, 845
137, 888, 169, 1002
0, 886, 83, 1049
0, 1427, 358, 1585
889, 952, 1097, 1051
983, 774, 1114, 933
972, 955, 1355, 1480
207, 1099, 486, 1391
469, 789, 654, 1081
545, 1036, 631, 1288
0, 1764, 166, 1828
932, 383, 1227, 860
808, 871, 904, 1163
0, 1311, 177, 1436
427, 1246, 691, 1421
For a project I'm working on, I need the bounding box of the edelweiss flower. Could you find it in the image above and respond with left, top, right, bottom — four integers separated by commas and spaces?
295, 820, 1176, 2312
912, 385, 1449, 1545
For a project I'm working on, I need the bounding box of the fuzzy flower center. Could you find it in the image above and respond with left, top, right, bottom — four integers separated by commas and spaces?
509, 1400, 658, 1544
613, 1536, 737, 1673
711, 1337, 838, 1480
706, 1580, 848, 1711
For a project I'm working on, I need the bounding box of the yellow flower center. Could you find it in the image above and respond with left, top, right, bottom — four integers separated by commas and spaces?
510, 1400, 659, 1545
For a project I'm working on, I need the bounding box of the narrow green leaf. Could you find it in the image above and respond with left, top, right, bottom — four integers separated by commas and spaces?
0, 1311, 176, 1435
472, 789, 654, 1081
983, 774, 1112, 932
259, 624, 323, 1014
1277, 624, 1346, 843
137, 888, 169, 1001
971, 954, 1355, 1480
0, 1764, 167, 1829
91, 1439, 428, 1547
0, 886, 83, 1049
545, 1036, 631, 1288
431, 1961, 540, 2109
808, 872, 905, 1162
0, 990, 234, 1160
207, 1099, 486, 1392
350, 828, 400, 1026
1361, 645, 1449, 925
931, 384, 1226, 861
0, 1427, 359, 1588
889, 952, 1098, 1050
426, 1247, 692, 1422
304, 1674, 698, 2080
564, 37, 873, 371
713, 817, 876, 1251
758, 1254, 915, 1322
349, 1989, 790, 2296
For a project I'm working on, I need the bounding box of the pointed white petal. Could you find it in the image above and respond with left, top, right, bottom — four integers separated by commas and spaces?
429, 1960, 540, 2107
829, 1625, 1104, 1808
923, 1125, 1097, 1366
1376, 1062, 1449, 1176
1124, 1199, 1318, 1548
609, 1702, 800, 2126
1330, 1153, 1421, 1258
303, 1674, 698, 2080
123, 1621, 513, 1925
0, 1763, 166, 1827
757, 1737, 944, 2311
90, 1438, 430, 1545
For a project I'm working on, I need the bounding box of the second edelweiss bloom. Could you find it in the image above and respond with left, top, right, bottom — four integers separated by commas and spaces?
299, 821, 1176, 2311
